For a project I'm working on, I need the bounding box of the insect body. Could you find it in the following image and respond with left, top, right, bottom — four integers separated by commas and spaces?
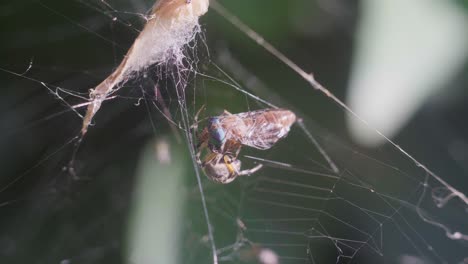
206, 108, 297, 150
195, 108, 296, 184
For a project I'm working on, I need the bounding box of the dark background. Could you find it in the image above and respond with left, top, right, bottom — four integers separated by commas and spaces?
1, 0, 467, 263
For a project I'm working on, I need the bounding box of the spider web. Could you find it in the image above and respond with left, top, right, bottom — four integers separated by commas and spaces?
0, 0, 467, 264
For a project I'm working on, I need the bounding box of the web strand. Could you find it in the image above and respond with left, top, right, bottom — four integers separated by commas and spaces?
210, 0, 468, 208
2, 1, 467, 263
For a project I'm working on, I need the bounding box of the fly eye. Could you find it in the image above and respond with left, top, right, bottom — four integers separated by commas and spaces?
210, 129, 220, 140
209, 127, 226, 147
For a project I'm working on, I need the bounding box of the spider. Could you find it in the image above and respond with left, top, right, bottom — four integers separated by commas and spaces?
198, 151, 263, 184
193, 107, 296, 184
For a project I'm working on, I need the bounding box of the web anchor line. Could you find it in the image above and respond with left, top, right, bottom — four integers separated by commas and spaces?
210, 0, 468, 208
172, 69, 219, 264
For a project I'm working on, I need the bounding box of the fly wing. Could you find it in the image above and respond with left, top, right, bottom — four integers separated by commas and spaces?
243, 121, 291, 150
214, 109, 296, 150
214, 113, 248, 145
239, 109, 296, 150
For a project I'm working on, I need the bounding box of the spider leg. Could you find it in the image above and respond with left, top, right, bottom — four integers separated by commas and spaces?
224, 139, 242, 158
202, 151, 219, 166
237, 164, 263, 176
222, 110, 233, 115
192, 104, 209, 164
194, 105, 206, 123
191, 104, 206, 133
195, 127, 210, 162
